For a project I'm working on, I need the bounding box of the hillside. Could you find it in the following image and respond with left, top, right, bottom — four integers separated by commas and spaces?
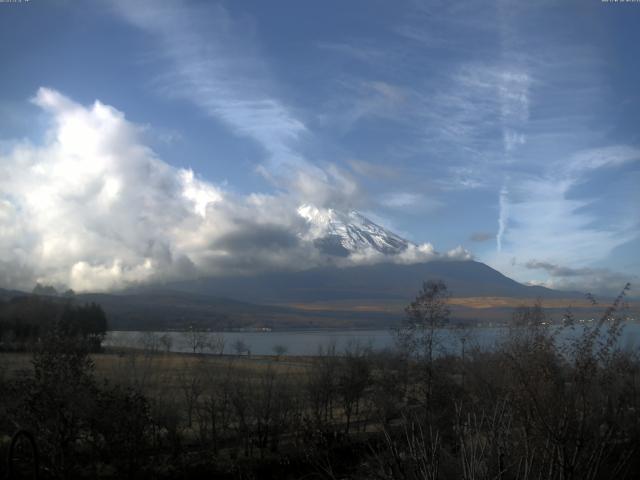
163, 260, 581, 304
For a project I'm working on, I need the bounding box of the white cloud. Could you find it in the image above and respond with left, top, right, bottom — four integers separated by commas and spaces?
346, 242, 438, 266
343, 242, 472, 266
445, 245, 474, 261
0, 89, 465, 292
179, 169, 222, 218
0, 89, 311, 291
289, 163, 362, 211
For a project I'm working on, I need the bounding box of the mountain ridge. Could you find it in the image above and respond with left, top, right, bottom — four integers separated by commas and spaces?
162, 260, 582, 304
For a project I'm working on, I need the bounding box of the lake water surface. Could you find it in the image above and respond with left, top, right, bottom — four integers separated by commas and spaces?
105, 323, 640, 356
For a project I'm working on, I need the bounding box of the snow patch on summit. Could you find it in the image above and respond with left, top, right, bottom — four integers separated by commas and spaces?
297, 204, 409, 256
297, 204, 473, 263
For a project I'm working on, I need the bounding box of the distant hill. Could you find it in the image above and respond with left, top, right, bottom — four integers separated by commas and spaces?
0, 288, 28, 301
162, 260, 582, 304
76, 290, 289, 330
74, 289, 399, 330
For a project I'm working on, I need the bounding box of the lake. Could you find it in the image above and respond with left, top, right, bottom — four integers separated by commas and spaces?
105, 323, 640, 356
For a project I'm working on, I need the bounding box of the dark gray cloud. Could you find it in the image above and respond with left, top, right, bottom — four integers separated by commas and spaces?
525, 260, 592, 277
525, 260, 636, 295
213, 224, 301, 252
470, 232, 493, 242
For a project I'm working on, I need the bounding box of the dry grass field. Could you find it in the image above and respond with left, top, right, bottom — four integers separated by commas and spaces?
285, 296, 640, 312
1, 350, 312, 397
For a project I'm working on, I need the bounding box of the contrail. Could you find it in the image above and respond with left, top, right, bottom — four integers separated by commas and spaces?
496, 186, 509, 252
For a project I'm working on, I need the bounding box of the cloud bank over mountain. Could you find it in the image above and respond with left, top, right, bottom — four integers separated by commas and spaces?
525, 260, 638, 297
0, 89, 470, 292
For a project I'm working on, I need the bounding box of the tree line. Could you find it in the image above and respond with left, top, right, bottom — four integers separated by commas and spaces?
0, 295, 108, 352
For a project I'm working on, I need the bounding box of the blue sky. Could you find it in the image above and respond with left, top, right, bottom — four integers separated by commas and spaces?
0, 0, 638, 294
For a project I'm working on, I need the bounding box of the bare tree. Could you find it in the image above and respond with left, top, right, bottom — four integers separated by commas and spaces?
396, 280, 450, 407
159, 333, 173, 353
272, 344, 288, 360
197, 360, 235, 454
307, 343, 339, 428
139, 331, 160, 354
366, 420, 441, 480
182, 325, 208, 354
233, 338, 248, 356
338, 340, 372, 433
229, 369, 253, 457
179, 358, 205, 428
207, 332, 226, 355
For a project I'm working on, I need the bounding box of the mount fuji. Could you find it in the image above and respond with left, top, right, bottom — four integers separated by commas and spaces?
297, 204, 410, 257
82, 206, 591, 330
143, 205, 578, 308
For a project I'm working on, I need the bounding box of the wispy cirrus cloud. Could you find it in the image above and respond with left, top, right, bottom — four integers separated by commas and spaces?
379, 192, 443, 213
316, 3, 532, 194
109, 0, 375, 213
303, 1, 638, 294
109, 0, 306, 166
489, 160, 639, 290
565, 145, 640, 174
506, 178, 630, 265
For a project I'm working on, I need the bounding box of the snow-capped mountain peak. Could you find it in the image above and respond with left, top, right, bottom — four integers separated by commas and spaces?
297, 204, 410, 256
